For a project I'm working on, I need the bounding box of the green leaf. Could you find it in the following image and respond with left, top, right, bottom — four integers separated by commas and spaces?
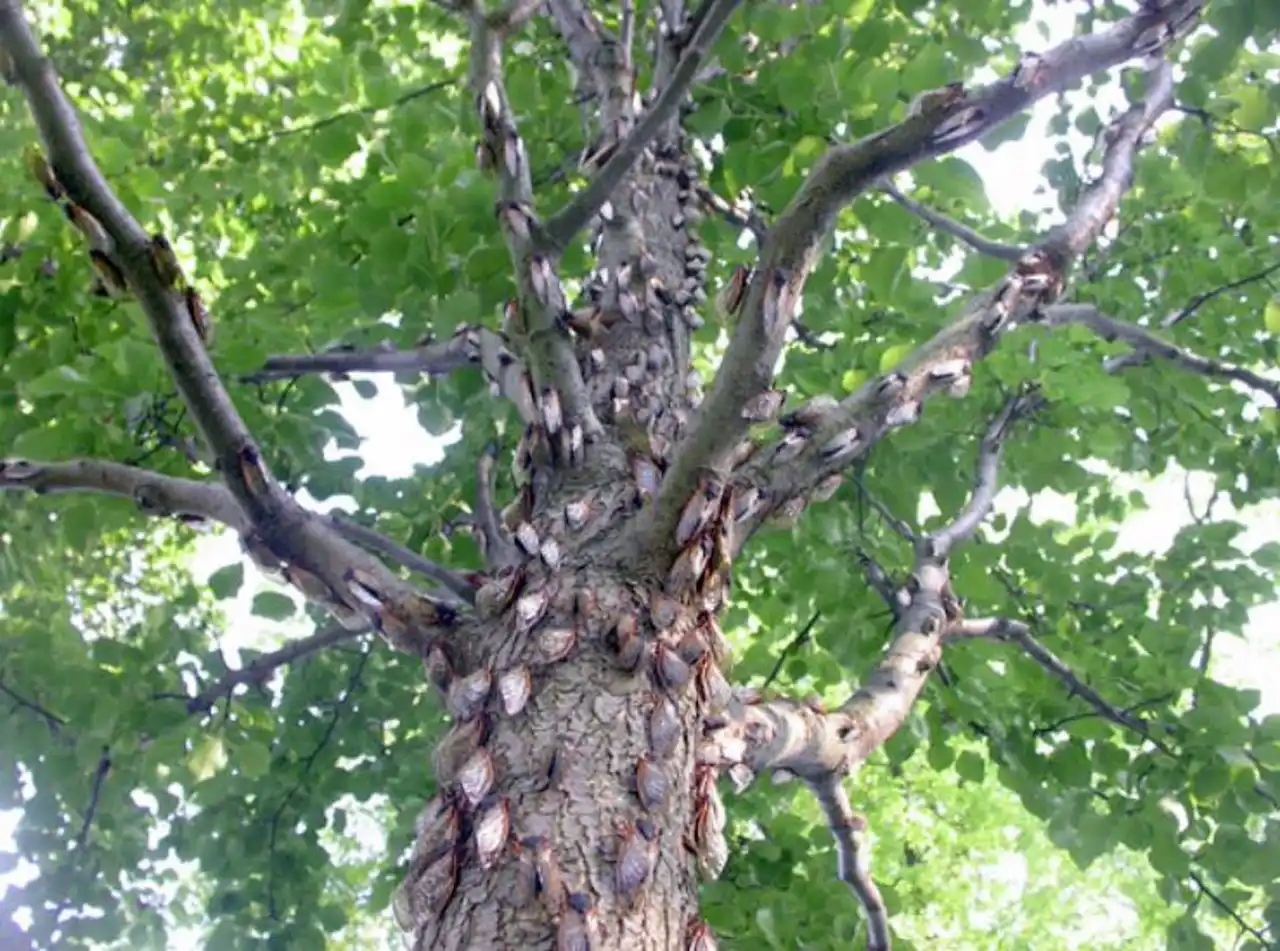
236, 740, 271, 779
1265, 299, 1280, 335
955, 751, 985, 784
208, 564, 245, 600
251, 591, 297, 620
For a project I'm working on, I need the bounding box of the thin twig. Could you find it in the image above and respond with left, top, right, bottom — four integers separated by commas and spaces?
810, 778, 890, 951
880, 180, 1024, 262
930, 390, 1041, 556
947, 617, 1173, 754
853, 479, 916, 543
0, 677, 67, 735
1045, 304, 1280, 406
75, 748, 112, 849
763, 611, 821, 689
154, 624, 368, 716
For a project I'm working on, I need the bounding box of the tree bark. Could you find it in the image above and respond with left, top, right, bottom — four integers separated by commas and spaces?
401, 567, 717, 950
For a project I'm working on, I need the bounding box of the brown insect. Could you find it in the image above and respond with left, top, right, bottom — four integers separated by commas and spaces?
556, 891, 596, 951
514, 586, 552, 634
538, 626, 578, 664
433, 715, 489, 783
399, 845, 459, 923
233, 446, 270, 499
516, 834, 564, 914
811, 473, 844, 503
715, 264, 752, 321
652, 643, 691, 692
539, 386, 563, 435
648, 696, 681, 760
412, 795, 461, 861
473, 797, 510, 870
635, 754, 670, 812
456, 748, 496, 809
818, 427, 860, 464
424, 642, 454, 693
498, 665, 533, 716
447, 667, 493, 722
514, 521, 540, 557
606, 614, 645, 672
25, 146, 62, 200
475, 565, 525, 619
88, 249, 128, 297
674, 474, 720, 548
686, 919, 719, 951
695, 656, 732, 712
614, 818, 658, 903
149, 234, 185, 288
66, 204, 111, 251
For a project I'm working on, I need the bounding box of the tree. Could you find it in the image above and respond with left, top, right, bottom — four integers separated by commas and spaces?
1, 0, 1278, 947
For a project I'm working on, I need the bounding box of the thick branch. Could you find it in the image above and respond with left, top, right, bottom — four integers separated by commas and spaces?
734, 62, 1177, 543
540, 0, 744, 251
646, 6, 1196, 565
1043, 303, 1280, 406
0, 457, 250, 532
466, 2, 601, 435
811, 779, 890, 951
708, 397, 1032, 948
159, 624, 366, 716
881, 180, 1024, 262
0, 1, 460, 654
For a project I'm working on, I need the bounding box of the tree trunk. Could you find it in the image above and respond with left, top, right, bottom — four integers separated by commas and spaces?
395, 476, 732, 949
395, 107, 732, 939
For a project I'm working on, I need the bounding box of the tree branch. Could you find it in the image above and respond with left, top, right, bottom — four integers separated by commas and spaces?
929, 390, 1042, 556
1101, 259, 1280, 374
327, 515, 477, 604
732, 60, 1178, 545
762, 610, 821, 689
475, 441, 520, 567
1042, 303, 1280, 406
946, 617, 1168, 746
0, 0, 462, 655
645, 6, 1197, 567
880, 179, 1024, 262
0, 457, 250, 533
539, 0, 745, 251
857, 549, 903, 617
157, 624, 367, 716
811, 778, 890, 951
75, 747, 111, 849
465, 0, 602, 436
0, 676, 67, 736
243, 326, 495, 384
708, 395, 1033, 949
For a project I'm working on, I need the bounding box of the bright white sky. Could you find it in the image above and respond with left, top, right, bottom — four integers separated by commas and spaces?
2, 2, 1278, 947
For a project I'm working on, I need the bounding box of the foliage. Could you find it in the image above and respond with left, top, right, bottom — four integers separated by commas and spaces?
1, 0, 1279, 949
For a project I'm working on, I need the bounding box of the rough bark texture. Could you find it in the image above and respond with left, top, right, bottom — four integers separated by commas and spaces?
2, 0, 1250, 949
